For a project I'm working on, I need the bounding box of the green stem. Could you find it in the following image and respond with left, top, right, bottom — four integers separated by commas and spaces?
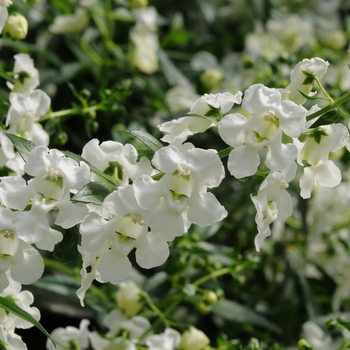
138, 295, 182, 341
192, 267, 231, 287
38, 105, 101, 122
314, 76, 333, 103
218, 146, 233, 159
43, 258, 78, 277
306, 90, 350, 122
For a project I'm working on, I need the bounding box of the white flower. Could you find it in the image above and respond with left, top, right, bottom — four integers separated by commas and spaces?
81, 138, 153, 186
0, 0, 11, 34
103, 309, 150, 339
134, 144, 227, 238
219, 84, 306, 178
296, 124, 348, 198
49, 8, 89, 34
8, 54, 39, 96
146, 328, 181, 350
130, 7, 159, 74
286, 57, 329, 105
0, 207, 44, 291
46, 319, 91, 350
0, 272, 40, 331
6, 90, 50, 146
251, 171, 293, 251
0, 325, 28, 350
24, 145, 90, 202
79, 184, 170, 298
159, 91, 242, 145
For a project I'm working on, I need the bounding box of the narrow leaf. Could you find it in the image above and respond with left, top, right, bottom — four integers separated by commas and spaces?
5, 133, 36, 162
123, 129, 163, 152
72, 181, 116, 205
212, 299, 282, 333
0, 296, 56, 346
53, 225, 81, 263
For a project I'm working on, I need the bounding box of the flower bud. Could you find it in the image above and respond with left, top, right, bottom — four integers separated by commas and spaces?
180, 327, 210, 350
130, 0, 148, 9
200, 69, 223, 90
3, 13, 28, 40
202, 291, 218, 305
116, 281, 142, 317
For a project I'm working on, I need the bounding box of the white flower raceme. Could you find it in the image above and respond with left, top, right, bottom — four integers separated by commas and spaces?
251, 171, 293, 251
0, 0, 12, 34
78, 184, 170, 303
218, 84, 307, 178
46, 319, 91, 350
0, 272, 40, 331
49, 7, 89, 34
146, 328, 181, 350
159, 91, 242, 145
8, 54, 39, 96
245, 15, 316, 62
295, 123, 349, 198
81, 138, 153, 186
130, 7, 159, 74
285, 57, 329, 105
6, 90, 50, 146
134, 144, 227, 240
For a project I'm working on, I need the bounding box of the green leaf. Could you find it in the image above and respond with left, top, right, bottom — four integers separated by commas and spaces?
296, 89, 329, 101
212, 299, 282, 333
302, 69, 316, 85
53, 225, 81, 263
62, 150, 117, 188
5, 133, 36, 162
72, 181, 116, 205
123, 129, 163, 152
0, 296, 56, 347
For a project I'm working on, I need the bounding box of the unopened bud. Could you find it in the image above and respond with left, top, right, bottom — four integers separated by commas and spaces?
3, 13, 28, 40
130, 0, 148, 9
200, 69, 223, 90
180, 327, 210, 350
116, 281, 142, 317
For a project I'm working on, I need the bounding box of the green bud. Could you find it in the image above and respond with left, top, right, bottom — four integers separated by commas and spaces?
129, 0, 148, 9
3, 13, 28, 41
297, 339, 314, 350
200, 69, 223, 90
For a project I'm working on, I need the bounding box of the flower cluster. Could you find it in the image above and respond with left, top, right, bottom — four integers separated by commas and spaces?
1, 50, 350, 348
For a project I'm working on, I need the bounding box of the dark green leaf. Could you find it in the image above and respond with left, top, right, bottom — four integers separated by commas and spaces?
72, 181, 116, 205
212, 299, 282, 333
0, 296, 55, 347
123, 129, 163, 152
5, 133, 36, 162
53, 225, 81, 263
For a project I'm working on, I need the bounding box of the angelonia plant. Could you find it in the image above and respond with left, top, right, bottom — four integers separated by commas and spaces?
1, 51, 350, 349
2, 2, 350, 350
